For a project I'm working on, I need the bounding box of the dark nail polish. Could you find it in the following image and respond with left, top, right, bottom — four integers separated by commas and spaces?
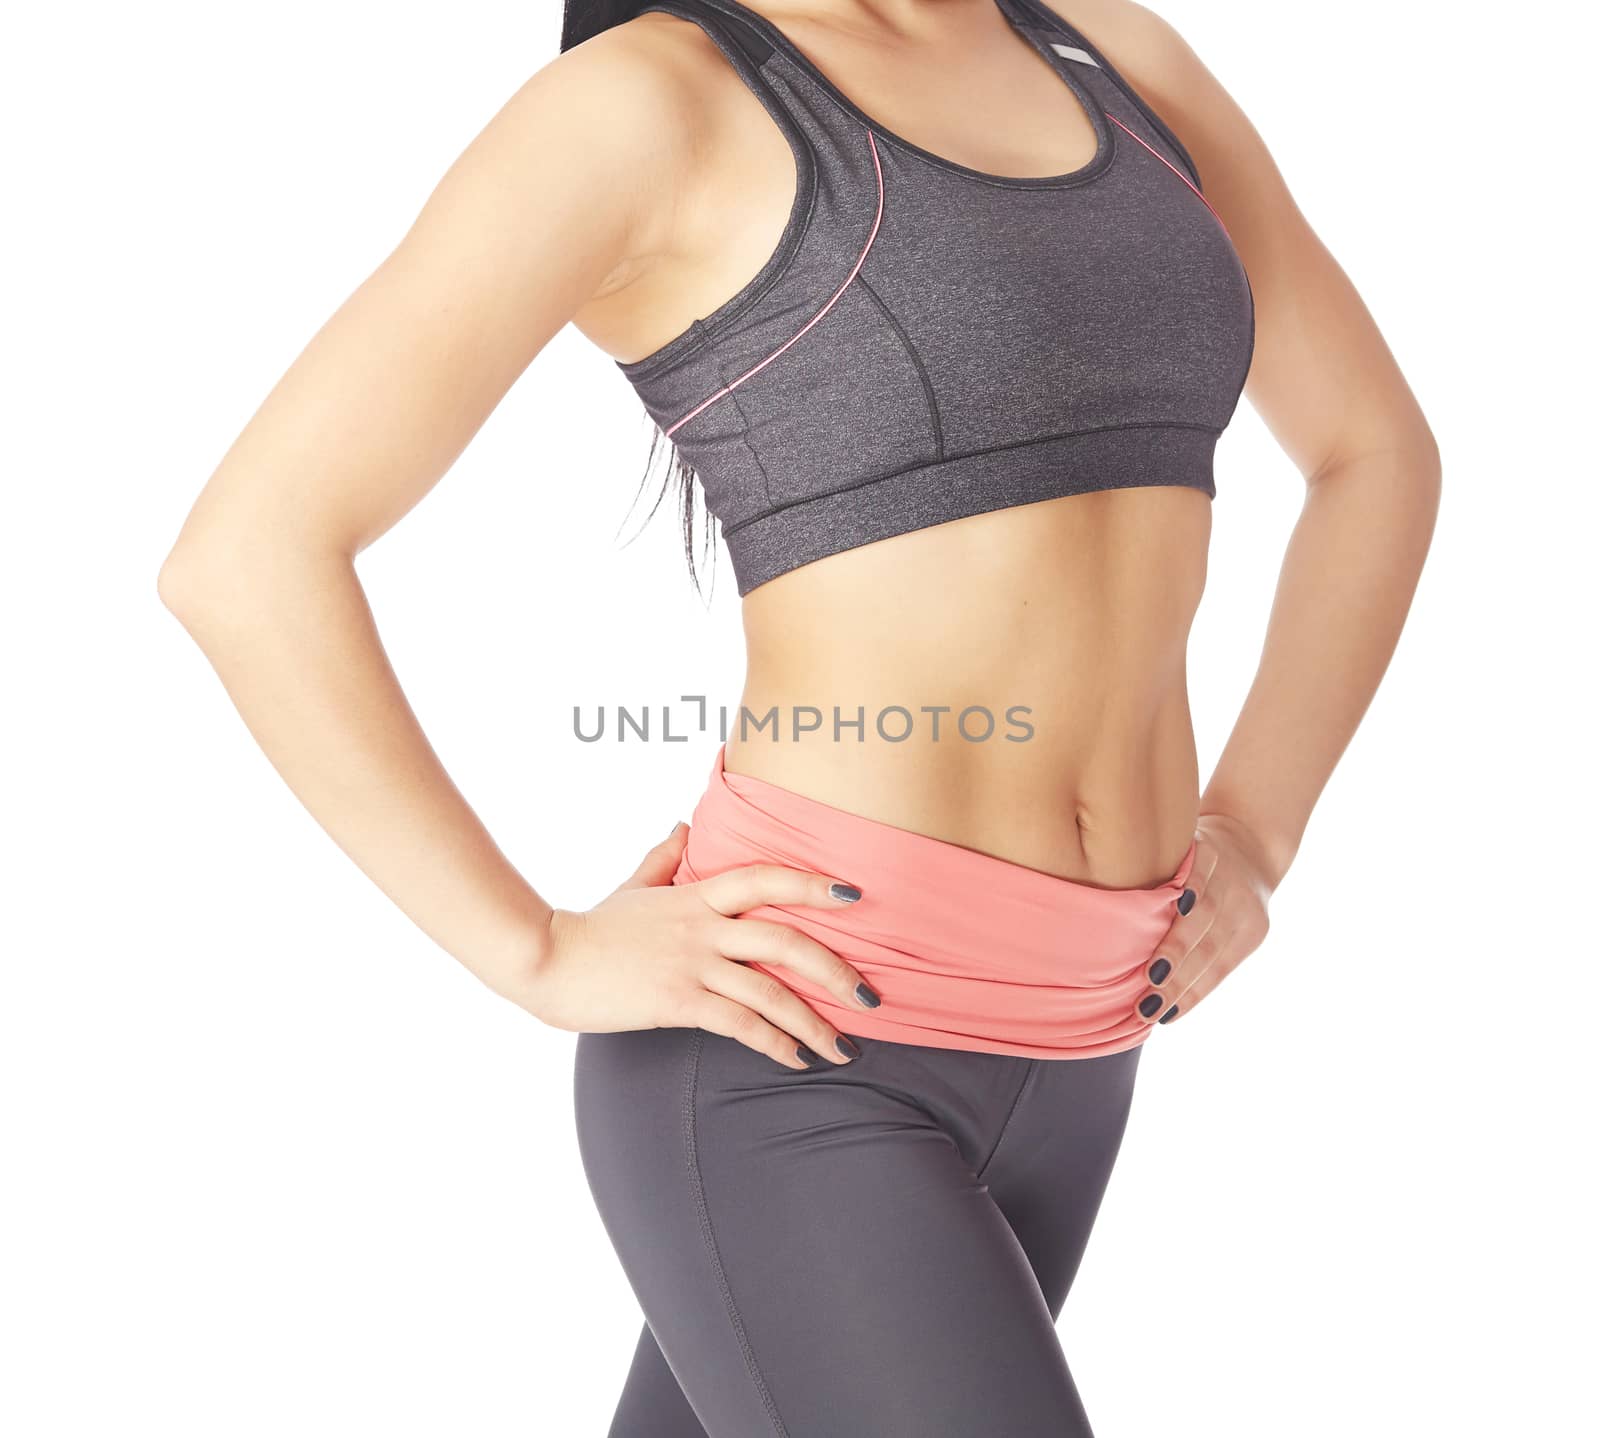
1176, 888, 1196, 916
854, 981, 881, 1008
1138, 993, 1163, 1018
795, 1044, 822, 1067
1148, 957, 1172, 985
1158, 1005, 1179, 1024
829, 883, 862, 903
835, 1035, 861, 1061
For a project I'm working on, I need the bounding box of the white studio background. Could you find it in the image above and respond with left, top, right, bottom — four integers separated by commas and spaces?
3, 2, 1594, 1434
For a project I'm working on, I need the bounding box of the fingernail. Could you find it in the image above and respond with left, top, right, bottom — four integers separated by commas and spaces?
1176, 888, 1196, 916
795, 1044, 822, 1067
1158, 1005, 1179, 1024
1138, 993, 1164, 1018
829, 883, 862, 903
1148, 957, 1172, 985
854, 981, 881, 1008
834, 1035, 861, 1060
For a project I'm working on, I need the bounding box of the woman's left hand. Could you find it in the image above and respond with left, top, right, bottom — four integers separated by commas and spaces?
1134, 813, 1277, 1028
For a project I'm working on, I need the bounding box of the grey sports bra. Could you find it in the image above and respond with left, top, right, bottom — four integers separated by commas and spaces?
616, 0, 1255, 595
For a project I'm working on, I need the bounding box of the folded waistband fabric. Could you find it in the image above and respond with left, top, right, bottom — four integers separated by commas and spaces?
671, 746, 1196, 1060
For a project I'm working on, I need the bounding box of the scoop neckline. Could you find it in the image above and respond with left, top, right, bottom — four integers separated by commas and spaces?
702, 0, 1114, 190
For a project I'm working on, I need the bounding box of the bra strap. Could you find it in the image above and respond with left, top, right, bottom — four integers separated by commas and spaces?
637, 0, 774, 68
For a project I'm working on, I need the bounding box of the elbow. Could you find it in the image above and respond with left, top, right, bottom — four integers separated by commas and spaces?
1301, 416, 1442, 577
1411, 422, 1444, 531
157, 530, 285, 644
156, 541, 204, 629
1310, 416, 1443, 514
157, 536, 242, 639
1408, 413, 1443, 492
159, 524, 354, 646
1395, 431, 1444, 551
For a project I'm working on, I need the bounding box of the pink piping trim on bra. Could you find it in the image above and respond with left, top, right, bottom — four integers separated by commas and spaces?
663, 129, 885, 439
662, 113, 1227, 443
1103, 111, 1233, 240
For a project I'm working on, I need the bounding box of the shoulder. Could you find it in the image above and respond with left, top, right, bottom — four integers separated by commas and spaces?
512, 14, 707, 146
539, 8, 758, 136
494, 11, 767, 214
429, 12, 749, 276
457, 13, 737, 197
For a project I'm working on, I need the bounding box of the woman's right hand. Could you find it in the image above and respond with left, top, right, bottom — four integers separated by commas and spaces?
521, 823, 878, 1069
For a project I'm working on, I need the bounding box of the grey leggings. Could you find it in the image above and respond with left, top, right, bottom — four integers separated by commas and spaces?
573, 1024, 1143, 1437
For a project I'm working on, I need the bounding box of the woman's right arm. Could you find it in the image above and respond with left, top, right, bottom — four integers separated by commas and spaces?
158, 28, 875, 1068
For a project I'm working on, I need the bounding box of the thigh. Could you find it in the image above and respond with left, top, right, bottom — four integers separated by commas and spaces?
604, 1322, 710, 1438
574, 1026, 1094, 1438
978, 1044, 1145, 1316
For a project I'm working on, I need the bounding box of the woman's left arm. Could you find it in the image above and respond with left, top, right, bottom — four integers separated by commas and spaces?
1106, 1, 1442, 1025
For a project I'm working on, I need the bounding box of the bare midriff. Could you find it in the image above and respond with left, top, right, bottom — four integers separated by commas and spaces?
726, 483, 1211, 891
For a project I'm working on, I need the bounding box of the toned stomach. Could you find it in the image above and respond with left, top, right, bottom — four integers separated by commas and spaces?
725, 484, 1212, 891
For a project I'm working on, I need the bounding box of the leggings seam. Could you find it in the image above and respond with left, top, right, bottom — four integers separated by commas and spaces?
975, 1061, 1041, 1182
682, 1029, 791, 1437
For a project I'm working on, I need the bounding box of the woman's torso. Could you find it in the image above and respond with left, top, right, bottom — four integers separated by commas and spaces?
574, 0, 1252, 889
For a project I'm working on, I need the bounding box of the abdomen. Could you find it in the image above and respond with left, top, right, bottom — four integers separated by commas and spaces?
729, 483, 1210, 888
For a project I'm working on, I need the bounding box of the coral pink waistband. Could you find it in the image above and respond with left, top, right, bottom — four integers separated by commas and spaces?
671, 746, 1196, 1060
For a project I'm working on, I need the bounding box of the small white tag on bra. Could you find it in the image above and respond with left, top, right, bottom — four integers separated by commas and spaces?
1049, 42, 1099, 67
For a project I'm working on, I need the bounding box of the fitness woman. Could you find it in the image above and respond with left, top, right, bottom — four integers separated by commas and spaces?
159, 1, 1439, 1432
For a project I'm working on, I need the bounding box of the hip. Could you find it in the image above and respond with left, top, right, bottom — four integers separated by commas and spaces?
672, 745, 1194, 1060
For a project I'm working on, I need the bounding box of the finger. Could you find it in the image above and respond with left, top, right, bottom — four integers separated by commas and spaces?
1172, 839, 1220, 920
695, 864, 863, 919
718, 917, 881, 1012
1154, 918, 1245, 1026
1144, 850, 1222, 971
1160, 964, 1221, 1024
618, 822, 691, 891
1162, 905, 1270, 1025
1167, 871, 1224, 950
1141, 920, 1224, 1024
703, 960, 859, 1066
689, 991, 818, 1071
1135, 880, 1226, 1024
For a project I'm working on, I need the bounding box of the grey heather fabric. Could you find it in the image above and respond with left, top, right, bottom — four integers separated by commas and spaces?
574, 1025, 1144, 1437
617, 0, 1255, 594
